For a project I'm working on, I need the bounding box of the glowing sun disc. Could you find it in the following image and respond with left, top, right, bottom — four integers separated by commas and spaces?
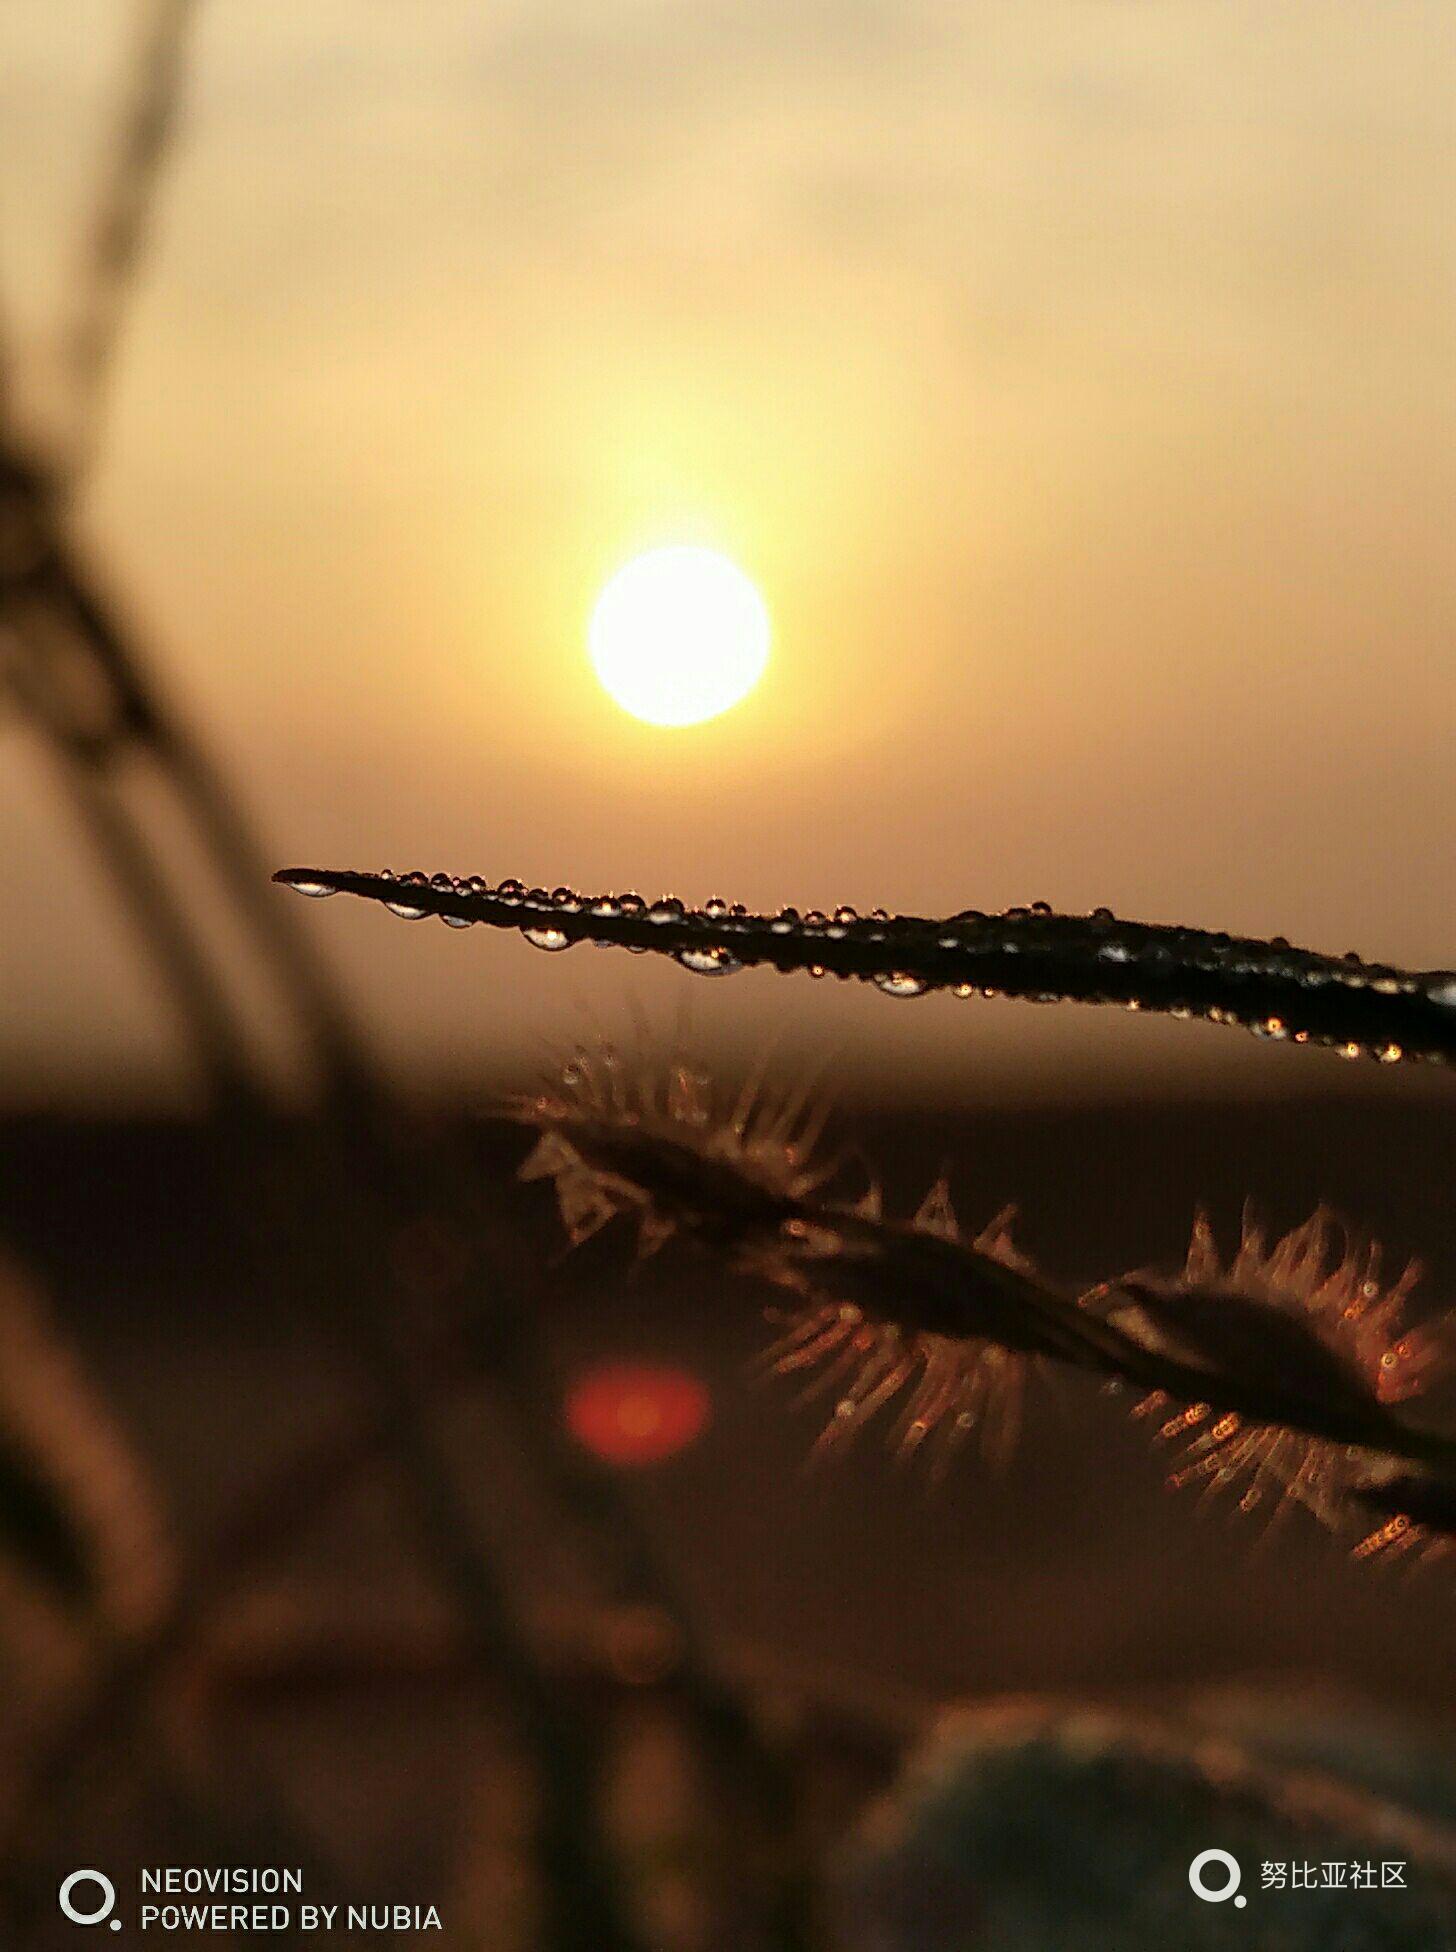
589, 545, 770, 726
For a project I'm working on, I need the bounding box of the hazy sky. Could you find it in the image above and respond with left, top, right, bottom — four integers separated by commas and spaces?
2, 2, 1453, 1106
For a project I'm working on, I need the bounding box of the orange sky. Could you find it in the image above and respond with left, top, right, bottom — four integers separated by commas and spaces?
2, 2, 1453, 1107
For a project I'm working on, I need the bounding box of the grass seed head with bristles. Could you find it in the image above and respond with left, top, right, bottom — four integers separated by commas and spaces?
745, 1190, 1037, 1472
513, 1046, 836, 1253
1087, 1211, 1444, 1538
510, 1050, 1456, 1562
509, 1049, 1039, 1467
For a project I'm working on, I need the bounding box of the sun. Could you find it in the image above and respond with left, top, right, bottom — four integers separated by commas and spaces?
588, 545, 770, 727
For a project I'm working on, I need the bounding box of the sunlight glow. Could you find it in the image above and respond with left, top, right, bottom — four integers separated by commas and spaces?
588, 546, 770, 727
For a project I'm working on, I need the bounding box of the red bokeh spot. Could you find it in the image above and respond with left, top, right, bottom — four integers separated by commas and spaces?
563, 1362, 711, 1466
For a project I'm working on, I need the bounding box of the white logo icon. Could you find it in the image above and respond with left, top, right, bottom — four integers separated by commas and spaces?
1189, 1848, 1246, 1908
59, 1870, 119, 1929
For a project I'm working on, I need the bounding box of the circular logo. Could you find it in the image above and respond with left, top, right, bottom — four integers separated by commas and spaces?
58, 1870, 118, 1927
1189, 1848, 1246, 1908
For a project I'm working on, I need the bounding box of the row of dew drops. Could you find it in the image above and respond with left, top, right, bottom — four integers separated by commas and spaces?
291, 869, 964, 993
288, 870, 1449, 1057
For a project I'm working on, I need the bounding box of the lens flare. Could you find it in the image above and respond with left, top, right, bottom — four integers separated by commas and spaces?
563, 1361, 711, 1466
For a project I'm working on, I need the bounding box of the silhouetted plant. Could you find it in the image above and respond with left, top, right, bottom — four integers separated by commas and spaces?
279, 867, 1456, 1568
275, 868, 1456, 1066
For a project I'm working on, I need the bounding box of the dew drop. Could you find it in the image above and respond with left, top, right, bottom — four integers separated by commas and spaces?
425, 871, 471, 924
704, 896, 728, 918
497, 878, 525, 904
648, 897, 684, 924
833, 905, 859, 925
675, 945, 742, 977
290, 878, 337, 899
385, 871, 430, 920
874, 972, 927, 998
524, 926, 572, 952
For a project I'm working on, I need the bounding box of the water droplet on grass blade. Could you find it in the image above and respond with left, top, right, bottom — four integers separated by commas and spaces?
382, 869, 430, 918
676, 946, 742, 976
874, 972, 928, 997
385, 892, 429, 920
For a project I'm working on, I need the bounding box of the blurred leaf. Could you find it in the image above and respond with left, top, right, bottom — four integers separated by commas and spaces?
0, 1422, 95, 1609
836, 1698, 1456, 1952
0, 1251, 173, 1631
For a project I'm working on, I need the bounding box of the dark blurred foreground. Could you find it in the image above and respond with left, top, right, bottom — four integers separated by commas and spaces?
1, 1086, 1454, 1948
